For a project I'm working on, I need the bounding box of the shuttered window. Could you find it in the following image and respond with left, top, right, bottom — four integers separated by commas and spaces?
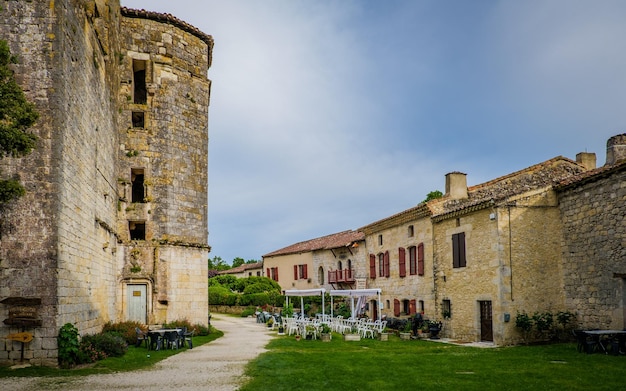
398, 247, 406, 277
409, 299, 417, 315
369, 254, 376, 279
294, 265, 298, 280
378, 253, 385, 277
452, 232, 466, 268
384, 251, 390, 278
393, 299, 401, 317
409, 246, 417, 275
417, 242, 425, 276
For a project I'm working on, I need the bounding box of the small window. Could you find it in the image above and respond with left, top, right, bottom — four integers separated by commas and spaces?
129, 221, 145, 240
132, 111, 145, 128
402, 299, 410, 315
442, 299, 451, 319
378, 253, 384, 277
408, 225, 414, 237
131, 168, 145, 203
378, 234, 383, 245
408, 246, 417, 275
419, 300, 424, 313
318, 266, 324, 285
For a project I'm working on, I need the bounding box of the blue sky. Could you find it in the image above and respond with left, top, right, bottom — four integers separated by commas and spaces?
122, 0, 626, 264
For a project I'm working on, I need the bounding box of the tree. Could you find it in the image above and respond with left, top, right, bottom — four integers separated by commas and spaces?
0, 39, 39, 204
208, 256, 230, 271
422, 190, 443, 203
232, 257, 245, 268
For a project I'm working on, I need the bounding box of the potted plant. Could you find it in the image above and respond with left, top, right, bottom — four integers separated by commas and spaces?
320, 324, 332, 342
428, 320, 442, 339
343, 325, 361, 341
266, 317, 274, 329
305, 324, 316, 340
378, 327, 390, 341
399, 320, 412, 340
277, 322, 285, 335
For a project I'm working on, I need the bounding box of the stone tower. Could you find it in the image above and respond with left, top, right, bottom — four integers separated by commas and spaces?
0, 1, 212, 366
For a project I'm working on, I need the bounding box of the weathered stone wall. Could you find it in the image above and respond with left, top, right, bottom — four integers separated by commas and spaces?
432, 189, 565, 345
558, 164, 626, 329
0, 0, 122, 365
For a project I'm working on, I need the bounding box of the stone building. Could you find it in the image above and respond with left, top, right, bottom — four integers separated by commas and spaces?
263, 134, 625, 345
0, 1, 212, 366
262, 230, 365, 293
218, 262, 264, 279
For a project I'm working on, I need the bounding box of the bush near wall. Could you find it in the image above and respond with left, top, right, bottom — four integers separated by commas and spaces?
515, 310, 577, 344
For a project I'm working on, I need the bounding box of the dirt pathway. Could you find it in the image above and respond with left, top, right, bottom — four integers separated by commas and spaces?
1, 315, 273, 391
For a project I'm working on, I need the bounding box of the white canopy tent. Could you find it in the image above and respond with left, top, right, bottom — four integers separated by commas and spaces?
330, 289, 382, 320
284, 288, 326, 318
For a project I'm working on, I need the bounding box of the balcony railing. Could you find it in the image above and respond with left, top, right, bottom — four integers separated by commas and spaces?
328, 268, 355, 284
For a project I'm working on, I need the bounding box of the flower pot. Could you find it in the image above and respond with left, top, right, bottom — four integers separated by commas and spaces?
277, 327, 285, 335
295, 335, 301, 341
344, 334, 361, 341
429, 327, 441, 339
399, 332, 411, 341
378, 332, 389, 341
321, 333, 331, 342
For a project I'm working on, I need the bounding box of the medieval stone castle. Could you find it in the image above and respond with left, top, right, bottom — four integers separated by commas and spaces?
1, 1, 211, 365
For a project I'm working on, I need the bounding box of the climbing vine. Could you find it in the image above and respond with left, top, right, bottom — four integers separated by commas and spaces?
0, 39, 39, 204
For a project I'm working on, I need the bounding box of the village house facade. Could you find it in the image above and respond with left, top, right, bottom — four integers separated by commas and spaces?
263, 134, 625, 346
0, 1, 212, 366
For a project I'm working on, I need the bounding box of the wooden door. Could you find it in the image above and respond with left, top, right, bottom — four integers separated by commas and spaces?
479, 300, 493, 342
127, 284, 147, 323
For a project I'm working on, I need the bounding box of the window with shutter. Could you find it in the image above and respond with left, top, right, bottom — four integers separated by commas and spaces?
266, 268, 270, 278
369, 254, 376, 279
303, 264, 308, 279
409, 246, 417, 275
384, 251, 390, 278
417, 242, 425, 276
378, 253, 384, 277
393, 299, 400, 317
274, 267, 279, 281
294, 265, 298, 279
409, 299, 416, 315
398, 247, 406, 277
452, 232, 466, 268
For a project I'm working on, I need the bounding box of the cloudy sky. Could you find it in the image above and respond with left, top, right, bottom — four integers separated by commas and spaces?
122, 0, 626, 264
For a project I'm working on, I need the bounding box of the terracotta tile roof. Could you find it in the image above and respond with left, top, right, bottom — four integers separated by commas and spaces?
263, 230, 365, 258
121, 7, 214, 47
218, 261, 263, 275
555, 159, 626, 190
431, 156, 586, 220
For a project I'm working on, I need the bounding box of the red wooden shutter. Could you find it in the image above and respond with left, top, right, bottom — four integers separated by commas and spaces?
303, 264, 308, 279
409, 299, 416, 315
393, 299, 400, 317
418, 242, 425, 276
294, 265, 298, 280
266, 268, 270, 278
398, 247, 406, 277
369, 254, 376, 279
452, 234, 460, 268
384, 251, 390, 278
275, 267, 279, 281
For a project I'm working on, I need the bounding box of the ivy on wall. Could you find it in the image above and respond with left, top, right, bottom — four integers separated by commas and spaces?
0, 39, 39, 203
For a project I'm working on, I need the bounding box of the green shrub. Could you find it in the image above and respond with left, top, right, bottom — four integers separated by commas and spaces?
193, 323, 211, 336
58, 323, 80, 368
163, 319, 193, 330
102, 320, 147, 345
77, 339, 108, 364
81, 332, 128, 358
241, 307, 257, 318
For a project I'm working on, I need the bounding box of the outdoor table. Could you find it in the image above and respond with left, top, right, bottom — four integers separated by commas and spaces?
147, 328, 182, 350
583, 330, 626, 354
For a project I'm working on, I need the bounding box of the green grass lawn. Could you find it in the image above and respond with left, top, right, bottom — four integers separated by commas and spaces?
239, 333, 626, 391
0, 330, 223, 378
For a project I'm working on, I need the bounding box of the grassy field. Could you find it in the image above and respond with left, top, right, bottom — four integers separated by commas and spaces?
239, 333, 626, 391
0, 330, 223, 378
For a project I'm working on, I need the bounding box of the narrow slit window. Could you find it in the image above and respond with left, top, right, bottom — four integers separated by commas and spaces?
131, 168, 145, 203
132, 111, 144, 128
129, 221, 146, 240
133, 59, 147, 104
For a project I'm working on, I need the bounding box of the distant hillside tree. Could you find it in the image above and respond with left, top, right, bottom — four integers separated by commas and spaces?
0, 39, 39, 204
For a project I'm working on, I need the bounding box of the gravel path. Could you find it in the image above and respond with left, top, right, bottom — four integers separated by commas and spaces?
1, 315, 273, 391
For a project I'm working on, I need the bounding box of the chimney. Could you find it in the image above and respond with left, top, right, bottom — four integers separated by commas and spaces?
605, 133, 626, 166
575, 152, 596, 171
445, 172, 468, 200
